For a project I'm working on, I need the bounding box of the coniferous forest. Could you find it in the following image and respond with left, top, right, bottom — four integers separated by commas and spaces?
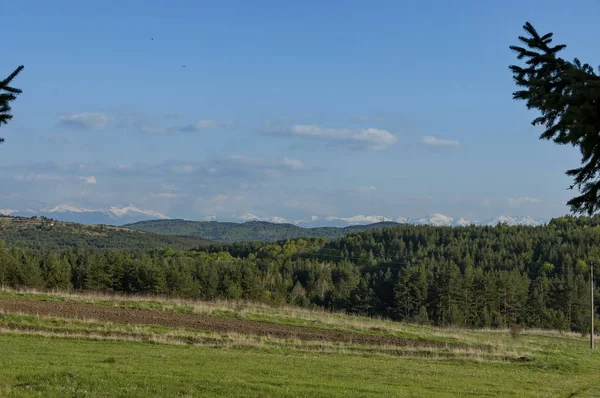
2, 215, 600, 332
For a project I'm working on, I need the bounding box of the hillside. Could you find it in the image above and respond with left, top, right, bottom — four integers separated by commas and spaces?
0, 216, 211, 251
125, 219, 400, 242
4, 214, 600, 331
1, 289, 599, 397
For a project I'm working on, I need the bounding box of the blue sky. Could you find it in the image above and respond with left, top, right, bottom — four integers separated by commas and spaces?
0, 0, 597, 223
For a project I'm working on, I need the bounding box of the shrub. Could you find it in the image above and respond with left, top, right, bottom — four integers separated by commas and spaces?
509, 324, 522, 339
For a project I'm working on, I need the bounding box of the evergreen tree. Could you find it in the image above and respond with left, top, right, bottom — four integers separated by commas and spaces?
510, 22, 600, 214
349, 274, 375, 316
41, 252, 72, 290
0, 65, 24, 142
394, 265, 427, 321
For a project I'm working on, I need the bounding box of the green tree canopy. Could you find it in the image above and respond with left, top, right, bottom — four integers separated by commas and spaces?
510, 22, 600, 214
0, 65, 24, 142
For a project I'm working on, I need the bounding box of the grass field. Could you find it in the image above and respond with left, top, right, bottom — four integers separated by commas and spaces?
1, 289, 600, 397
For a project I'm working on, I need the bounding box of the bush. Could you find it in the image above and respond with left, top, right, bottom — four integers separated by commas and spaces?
509, 324, 522, 339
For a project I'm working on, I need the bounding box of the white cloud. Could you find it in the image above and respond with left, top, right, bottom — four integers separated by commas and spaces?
160, 184, 177, 192
179, 120, 218, 132
164, 112, 184, 119
213, 194, 229, 202
151, 192, 188, 199
139, 125, 176, 135
508, 197, 541, 207
58, 112, 112, 130
226, 155, 314, 176
283, 157, 306, 171
357, 186, 377, 193
15, 174, 64, 182
0, 209, 16, 215
170, 164, 196, 174
229, 154, 264, 166
421, 136, 460, 147
40, 134, 70, 144
79, 176, 97, 184
270, 124, 397, 150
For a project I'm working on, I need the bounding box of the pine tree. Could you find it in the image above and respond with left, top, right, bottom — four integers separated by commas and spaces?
394, 265, 427, 321
0, 66, 24, 142
510, 23, 600, 214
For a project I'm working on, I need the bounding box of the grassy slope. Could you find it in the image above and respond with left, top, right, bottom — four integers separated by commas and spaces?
1, 290, 600, 397
124, 219, 400, 242
6, 334, 600, 398
0, 216, 211, 251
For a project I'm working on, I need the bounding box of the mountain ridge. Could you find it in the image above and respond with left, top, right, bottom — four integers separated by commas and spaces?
1, 205, 548, 228
124, 216, 549, 243
124, 219, 401, 242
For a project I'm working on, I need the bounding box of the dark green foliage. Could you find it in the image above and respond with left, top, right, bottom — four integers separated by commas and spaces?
0, 65, 24, 142
0, 216, 211, 252
125, 219, 399, 242
510, 22, 600, 214
5, 215, 600, 331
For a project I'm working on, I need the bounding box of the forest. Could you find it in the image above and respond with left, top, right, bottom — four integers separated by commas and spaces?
0, 216, 211, 251
125, 219, 399, 242
2, 215, 600, 332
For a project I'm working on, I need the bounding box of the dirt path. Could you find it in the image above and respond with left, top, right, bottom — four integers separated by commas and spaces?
0, 298, 459, 348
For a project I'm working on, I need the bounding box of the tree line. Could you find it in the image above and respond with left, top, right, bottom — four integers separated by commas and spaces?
2, 216, 600, 332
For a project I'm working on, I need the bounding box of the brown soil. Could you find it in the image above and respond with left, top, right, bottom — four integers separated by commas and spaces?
0, 298, 459, 349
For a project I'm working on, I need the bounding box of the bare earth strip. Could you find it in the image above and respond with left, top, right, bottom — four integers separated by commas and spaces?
0, 298, 459, 349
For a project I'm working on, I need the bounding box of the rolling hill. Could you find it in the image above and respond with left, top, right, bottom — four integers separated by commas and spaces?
125, 219, 400, 242
0, 216, 211, 251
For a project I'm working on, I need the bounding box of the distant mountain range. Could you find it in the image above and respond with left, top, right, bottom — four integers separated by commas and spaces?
3, 205, 170, 226
0, 215, 211, 251
125, 216, 549, 243
124, 219, 401, 243
208, 212, 547, 228
0, 205, 548, 233
0, 204, 553, 245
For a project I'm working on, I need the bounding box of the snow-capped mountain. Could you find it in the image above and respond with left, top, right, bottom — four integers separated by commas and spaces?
294, 215, 322, 228
479, 216, 545, 227
5, 204, 549, 228
232, 213, 290, 224
414, 213, 456, 226
13, 205, 170, 226
325, 215, 392, 227
293, 214, 547, 228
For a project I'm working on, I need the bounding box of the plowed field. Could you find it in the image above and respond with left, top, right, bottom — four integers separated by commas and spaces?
0, 298, 459, 348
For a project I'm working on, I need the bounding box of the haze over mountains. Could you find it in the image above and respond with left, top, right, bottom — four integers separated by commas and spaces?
0, 205, 548, 228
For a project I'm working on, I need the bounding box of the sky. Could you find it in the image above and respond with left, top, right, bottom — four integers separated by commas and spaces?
0, 0, 598, 223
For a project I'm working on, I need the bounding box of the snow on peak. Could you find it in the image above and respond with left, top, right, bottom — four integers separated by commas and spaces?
233, 213, 289, 224
483, 216, 544, 227
234, 212, 262, 221
106, 205, 170, 220
415, 213, 455, 226
325, 215, 392, 225
268, 216, 289, 224
46, 205, 96, 213
43, 204, 170, 220
456, 217, 473, 226
0, 209, 16, 216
